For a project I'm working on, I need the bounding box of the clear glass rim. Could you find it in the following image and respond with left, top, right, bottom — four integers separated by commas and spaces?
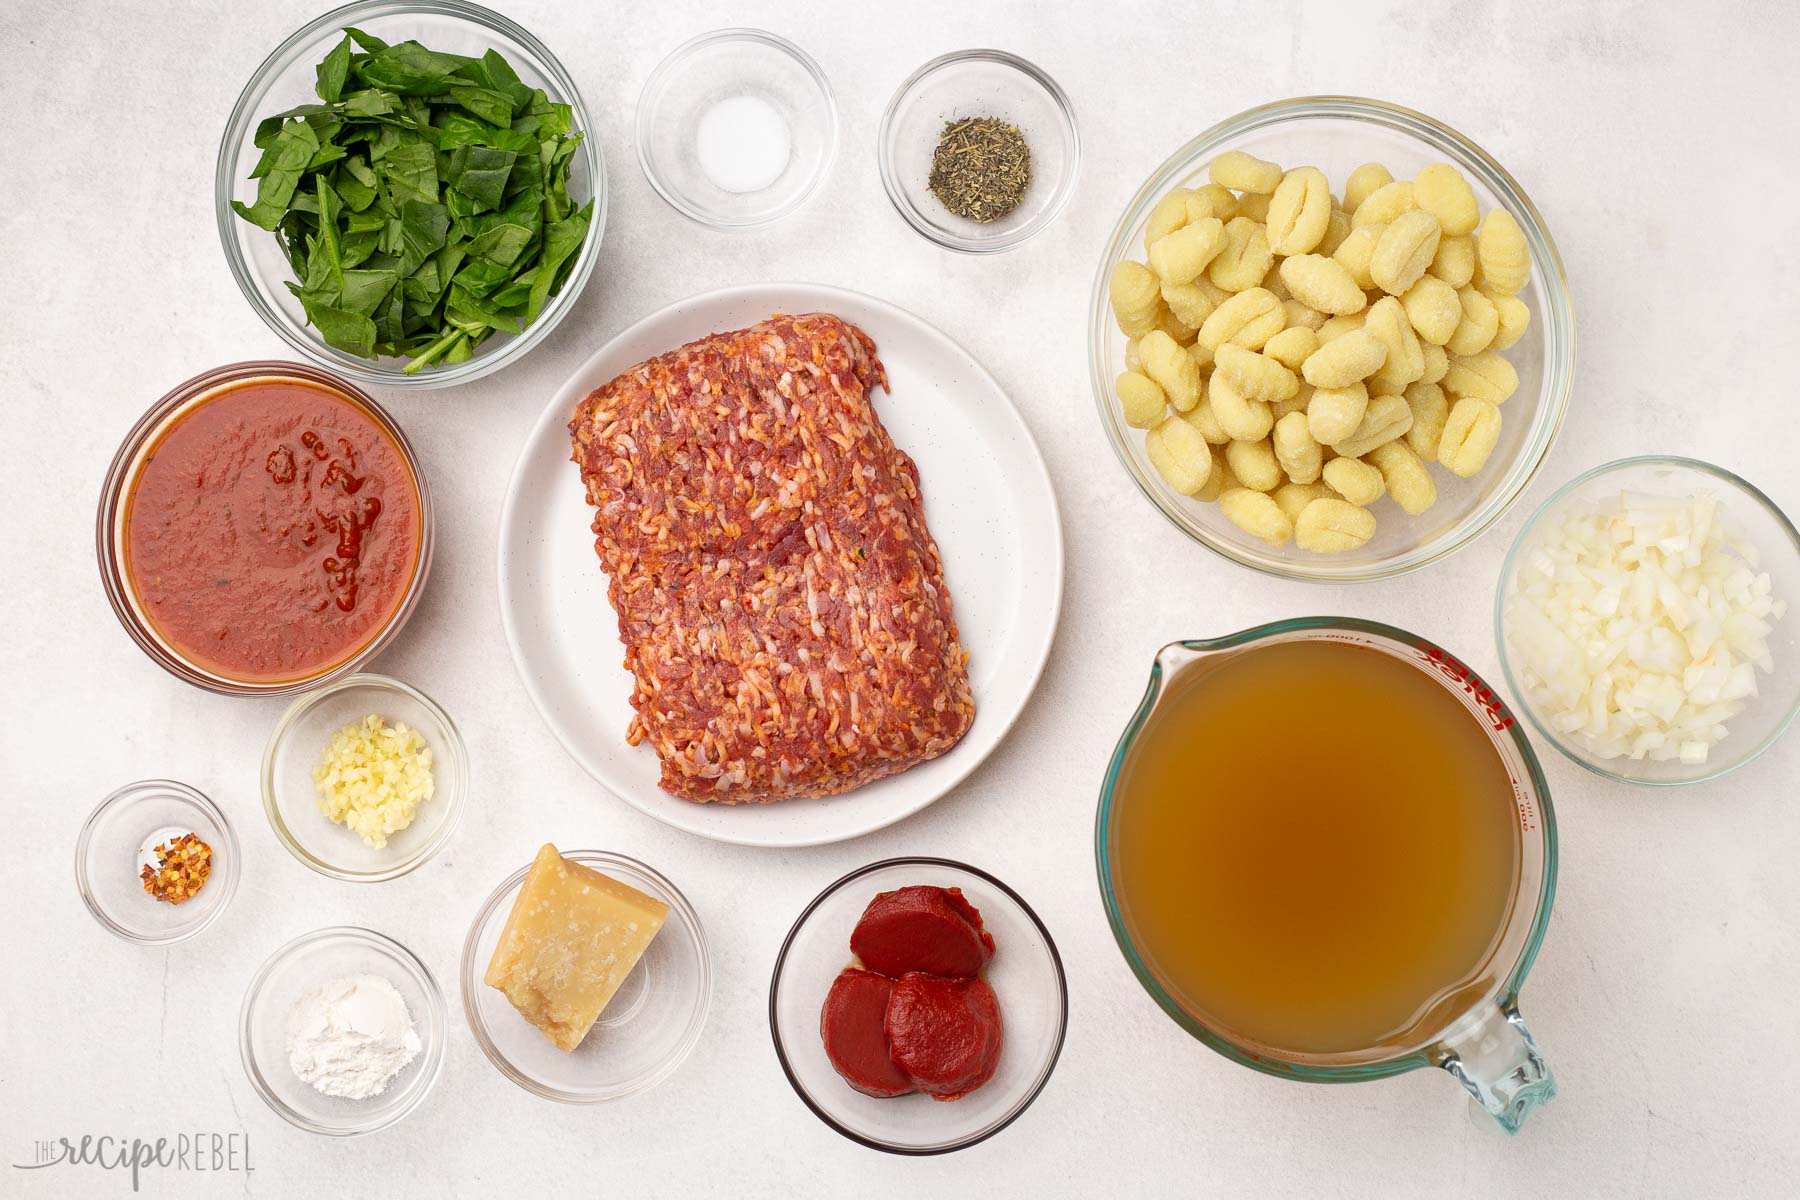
213, 0, 608, 388
238, 925, 448, 1136
634, 27, 839, 231
1494, 454, 1800, 787
74, 779, 243, 946
1093, 616, 1559, 1082
95, 361, 435, 695
766, 855, 1069, 1155
876, 48, 1081, 255
1087, 95, 1575, 582
260, 673, 468, 880
459, 849, 713, 1103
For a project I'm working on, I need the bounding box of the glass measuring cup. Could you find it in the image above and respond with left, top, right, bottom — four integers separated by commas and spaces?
1095, 617, 1558, 1134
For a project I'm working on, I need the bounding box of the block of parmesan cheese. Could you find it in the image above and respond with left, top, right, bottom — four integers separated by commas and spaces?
484, 843, 670, 1052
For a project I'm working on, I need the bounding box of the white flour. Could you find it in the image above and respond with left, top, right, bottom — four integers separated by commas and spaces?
286, 974, 421, 1100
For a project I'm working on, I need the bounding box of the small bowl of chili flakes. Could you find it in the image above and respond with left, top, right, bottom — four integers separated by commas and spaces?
76, 779, 241, 945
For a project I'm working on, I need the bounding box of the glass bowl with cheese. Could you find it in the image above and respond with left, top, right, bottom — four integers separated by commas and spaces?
262, 674, 467, 881
461, 847, 712, 1102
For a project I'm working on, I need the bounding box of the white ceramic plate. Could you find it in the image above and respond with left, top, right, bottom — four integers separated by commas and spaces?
498, 283, 1064, 846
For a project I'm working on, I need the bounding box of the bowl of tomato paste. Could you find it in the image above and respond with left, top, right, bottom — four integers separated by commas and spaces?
98, 362, 433, 694
768, 857, 1066, 1154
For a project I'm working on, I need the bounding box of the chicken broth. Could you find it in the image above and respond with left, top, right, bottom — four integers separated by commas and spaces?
1108, 639, 1520, 1057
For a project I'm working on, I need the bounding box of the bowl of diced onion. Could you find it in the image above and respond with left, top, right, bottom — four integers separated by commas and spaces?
1496, 456, 1800, 786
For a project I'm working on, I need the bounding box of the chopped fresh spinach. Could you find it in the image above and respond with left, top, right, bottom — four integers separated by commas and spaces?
231, 30, 593, 373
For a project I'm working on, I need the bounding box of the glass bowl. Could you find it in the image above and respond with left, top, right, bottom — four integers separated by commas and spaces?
636, 28, 837, 229
461, 850, 711, 1102
1496, 456, 1800, 785
97, 362, 434, 696
240, 926, 447, 1136
76, 780, 241, 945
1089, 96, 1574, 582
263, 674, 466, 881
216, 0, 606, 388
877, 50, 1079, 253
768, 857, 1067, 1155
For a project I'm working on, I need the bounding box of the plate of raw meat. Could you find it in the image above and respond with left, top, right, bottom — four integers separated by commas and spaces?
498, 283, 1063, 846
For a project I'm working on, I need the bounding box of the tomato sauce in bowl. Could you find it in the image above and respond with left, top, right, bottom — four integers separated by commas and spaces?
99, 364, 431, 694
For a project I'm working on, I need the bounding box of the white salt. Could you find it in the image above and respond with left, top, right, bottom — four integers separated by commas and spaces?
695, 95, 790, 193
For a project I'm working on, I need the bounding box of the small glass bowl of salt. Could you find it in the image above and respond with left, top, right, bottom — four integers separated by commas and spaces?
636, 28, 838, 229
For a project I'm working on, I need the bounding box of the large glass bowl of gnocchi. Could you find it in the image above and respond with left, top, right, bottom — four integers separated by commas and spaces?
1089, 97, 1572, 581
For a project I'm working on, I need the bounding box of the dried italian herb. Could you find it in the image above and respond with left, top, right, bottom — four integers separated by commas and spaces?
927, 116, 1031, 223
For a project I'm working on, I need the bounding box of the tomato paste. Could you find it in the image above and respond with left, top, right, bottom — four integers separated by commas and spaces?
819, 968, 915, 1098
123, 376, 421, 682
884, 973, 1004, 1100
850, 885, 994, 979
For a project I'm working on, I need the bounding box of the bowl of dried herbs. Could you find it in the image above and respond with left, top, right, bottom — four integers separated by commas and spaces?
877, 49, 1079, 254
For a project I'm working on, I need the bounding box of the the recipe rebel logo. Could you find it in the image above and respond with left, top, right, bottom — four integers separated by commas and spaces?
12, 1130, 253, 1192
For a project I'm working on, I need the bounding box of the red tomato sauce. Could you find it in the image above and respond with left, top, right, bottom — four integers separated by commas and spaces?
123, 376, 421, 683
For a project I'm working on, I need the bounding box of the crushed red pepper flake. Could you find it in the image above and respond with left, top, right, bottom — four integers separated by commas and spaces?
141, 832, 212, 905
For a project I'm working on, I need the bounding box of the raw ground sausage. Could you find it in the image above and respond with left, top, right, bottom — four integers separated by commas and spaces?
569, 314, 976, 804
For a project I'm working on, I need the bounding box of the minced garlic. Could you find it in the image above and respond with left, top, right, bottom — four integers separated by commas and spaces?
312, 714, 435, 848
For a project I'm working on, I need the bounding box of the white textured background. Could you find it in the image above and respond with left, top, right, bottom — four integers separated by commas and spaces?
3, 1, 1797, 1196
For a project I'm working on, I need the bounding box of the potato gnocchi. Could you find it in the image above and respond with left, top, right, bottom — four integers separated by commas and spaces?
1110, 152, 1535, 553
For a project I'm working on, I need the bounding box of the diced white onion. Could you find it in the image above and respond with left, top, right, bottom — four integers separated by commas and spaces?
1504, 488, 1786, 766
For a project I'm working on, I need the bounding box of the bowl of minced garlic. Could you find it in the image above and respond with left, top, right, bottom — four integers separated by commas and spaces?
263, 674, 466, 880
313, 714, 435, 849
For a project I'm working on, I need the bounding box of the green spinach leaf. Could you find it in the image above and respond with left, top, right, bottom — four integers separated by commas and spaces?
379, 141, 437, 207
315, 34, 352, 102
357, 39, 472, 94
449, 84, 514, 128
444, 144, 515, 211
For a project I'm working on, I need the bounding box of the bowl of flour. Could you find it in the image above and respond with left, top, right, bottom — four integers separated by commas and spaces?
240, 927, 447, 1135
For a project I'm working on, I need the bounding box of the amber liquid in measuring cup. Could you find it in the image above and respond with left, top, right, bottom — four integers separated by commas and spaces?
1111, 639, 1521, 1058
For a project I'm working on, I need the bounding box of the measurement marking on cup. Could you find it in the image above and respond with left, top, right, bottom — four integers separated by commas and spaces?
1423, 645, 1517, 732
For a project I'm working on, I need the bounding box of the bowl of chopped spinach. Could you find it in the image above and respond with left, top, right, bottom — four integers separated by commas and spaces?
217, 0, 604, 386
